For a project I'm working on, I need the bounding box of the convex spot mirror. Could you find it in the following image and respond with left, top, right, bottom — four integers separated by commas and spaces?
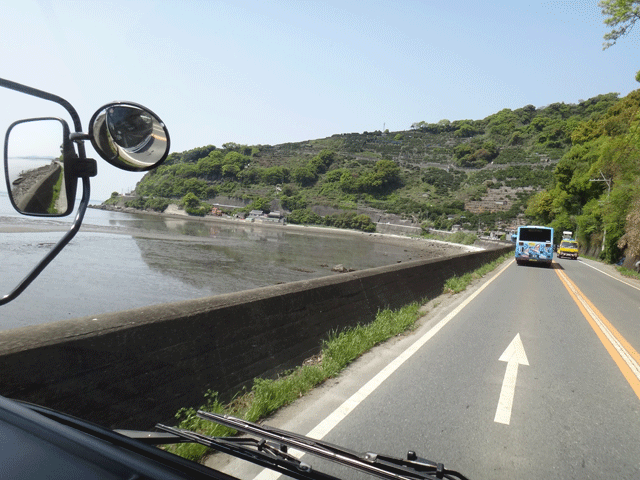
4, 117, 76, 216
89, 102, 170, 172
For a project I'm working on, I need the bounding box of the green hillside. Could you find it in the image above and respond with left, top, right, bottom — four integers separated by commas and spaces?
115, 92, 627, 239
526, 89, 640, 263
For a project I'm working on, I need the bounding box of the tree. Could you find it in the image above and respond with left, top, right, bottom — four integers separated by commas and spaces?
600, 0, 640, 49
339, 171, 357, 192
247, 197, 271, 214
181, 192, 209, 216
312, 150, 335, 172
525, 190, 555, 224
181, 192, 201, 209
261, 166, 290, 185
293, 166, 318, 186
197, 152, 223, 177
182, 177, 210, 198
355, 159, 401, 193
454, 121, 481, 138
287, 208, 322, 225
221, 163, 240, 178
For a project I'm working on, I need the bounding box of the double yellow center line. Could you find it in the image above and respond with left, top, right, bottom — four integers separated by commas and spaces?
555, 266, 640, 400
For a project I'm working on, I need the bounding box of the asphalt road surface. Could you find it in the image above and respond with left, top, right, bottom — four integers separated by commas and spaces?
207, 256, 640, 480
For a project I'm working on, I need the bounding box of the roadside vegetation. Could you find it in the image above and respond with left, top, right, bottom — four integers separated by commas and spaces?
167, 253, 511, 462
168, 302, 422, 461
443, 253, 510, 294
47, 168, 64, 215
616, 266, 640, 280
526, 89, 640, 263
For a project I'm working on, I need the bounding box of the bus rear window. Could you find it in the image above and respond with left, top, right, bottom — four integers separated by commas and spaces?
519, 228, 552, 242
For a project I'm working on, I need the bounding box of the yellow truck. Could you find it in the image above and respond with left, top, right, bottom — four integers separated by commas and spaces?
557, 239, 579, 259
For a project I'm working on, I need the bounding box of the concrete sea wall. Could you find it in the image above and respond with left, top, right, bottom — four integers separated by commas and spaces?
0, 245, 512, 429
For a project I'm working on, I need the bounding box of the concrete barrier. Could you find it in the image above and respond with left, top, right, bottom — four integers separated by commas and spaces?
0, 245, 512, 429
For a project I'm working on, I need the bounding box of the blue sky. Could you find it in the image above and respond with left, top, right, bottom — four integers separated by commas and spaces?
1, 0, 638, 200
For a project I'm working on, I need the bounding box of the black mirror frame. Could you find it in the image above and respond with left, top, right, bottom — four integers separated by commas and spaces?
3, 117, 78, 217
0, 78, 91, 306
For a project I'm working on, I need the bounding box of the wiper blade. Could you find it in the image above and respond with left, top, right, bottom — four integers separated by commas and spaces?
156, 422, 338, 480
156, 412, 469, 480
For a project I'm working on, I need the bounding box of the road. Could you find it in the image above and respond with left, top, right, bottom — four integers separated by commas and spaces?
207, 256, 640, 480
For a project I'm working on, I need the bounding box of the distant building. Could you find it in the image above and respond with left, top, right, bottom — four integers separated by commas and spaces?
247, 210, 285, 224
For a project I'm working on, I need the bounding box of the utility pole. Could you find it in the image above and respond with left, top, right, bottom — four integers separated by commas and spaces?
589, 170, 612, 253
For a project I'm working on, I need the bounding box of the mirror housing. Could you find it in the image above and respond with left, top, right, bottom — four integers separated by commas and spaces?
89, 102, 170, 171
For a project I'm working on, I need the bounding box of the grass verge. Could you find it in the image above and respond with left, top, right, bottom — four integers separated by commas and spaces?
443, 253, 510, 294
168, 253, 511, 462
576, 254, 640, 280
616, 265, 640, 280
168, 302, 422, 461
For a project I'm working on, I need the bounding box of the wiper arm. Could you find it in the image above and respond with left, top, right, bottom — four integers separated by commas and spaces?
156, 422, 338, 480
156, 412, 469, 480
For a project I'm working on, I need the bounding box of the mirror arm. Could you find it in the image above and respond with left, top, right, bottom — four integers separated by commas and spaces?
0, 78, 88, 159
66, 134, 97, 177
0, 177, 91, 306
0, 78, 83, 135
69, 133, 91, 142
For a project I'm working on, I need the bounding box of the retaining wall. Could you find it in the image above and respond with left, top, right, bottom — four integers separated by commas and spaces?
0, 245, 512, 429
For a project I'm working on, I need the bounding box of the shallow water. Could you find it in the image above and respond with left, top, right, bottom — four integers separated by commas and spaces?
0, 196, 442, 331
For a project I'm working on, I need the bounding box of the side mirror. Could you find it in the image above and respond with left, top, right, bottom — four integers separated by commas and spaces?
89, 102, 170, 171
1, 76, 170, 305
3, 117, 76, 216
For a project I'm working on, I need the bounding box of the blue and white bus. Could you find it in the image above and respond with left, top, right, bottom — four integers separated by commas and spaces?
514, 225, 554, 266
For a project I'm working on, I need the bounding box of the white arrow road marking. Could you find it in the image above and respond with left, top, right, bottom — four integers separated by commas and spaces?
494, 333, 529, 425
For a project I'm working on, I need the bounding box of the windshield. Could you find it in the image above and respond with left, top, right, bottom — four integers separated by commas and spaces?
3, 3, 640, 480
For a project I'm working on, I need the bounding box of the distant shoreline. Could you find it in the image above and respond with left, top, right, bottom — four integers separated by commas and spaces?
88, 203, 483, 255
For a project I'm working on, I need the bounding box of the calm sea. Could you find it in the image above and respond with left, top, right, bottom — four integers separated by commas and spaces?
0, 193, 431, 331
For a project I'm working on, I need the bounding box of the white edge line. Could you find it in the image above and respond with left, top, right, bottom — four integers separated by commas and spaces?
559, 270, 640, 379
578, 259, 640, 293
254, 259, 514, 480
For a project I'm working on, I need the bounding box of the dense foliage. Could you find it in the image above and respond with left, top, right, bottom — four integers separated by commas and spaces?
526, 89, 640, 261
286, 209, 376, 232
121, 92, 632, 240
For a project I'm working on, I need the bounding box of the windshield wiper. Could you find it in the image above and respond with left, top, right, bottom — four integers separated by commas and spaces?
156, 412, 469, 480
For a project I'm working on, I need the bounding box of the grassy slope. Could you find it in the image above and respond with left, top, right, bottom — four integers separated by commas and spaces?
133, 93, 622, 233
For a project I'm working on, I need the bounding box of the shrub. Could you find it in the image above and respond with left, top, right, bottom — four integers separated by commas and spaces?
182, 192, 209, 216
287, 208, 322, 225
323, 212, 376, 232
145, 197, 169, 212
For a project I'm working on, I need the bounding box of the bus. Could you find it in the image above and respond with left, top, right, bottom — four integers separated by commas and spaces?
514, 225, 554, 266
